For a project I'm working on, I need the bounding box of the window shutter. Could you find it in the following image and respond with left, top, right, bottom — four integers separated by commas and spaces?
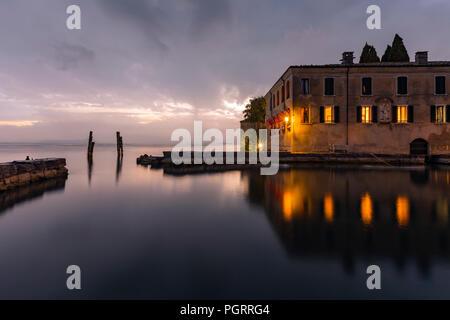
446, 105, 450, 123
372, 106, 378, 123
430, 105, 436, 123
319, 106, 324, 123
334, 106, 340, 123
392, 106, 398, 123
356, 106, 362, 123
408, 105, 414, 123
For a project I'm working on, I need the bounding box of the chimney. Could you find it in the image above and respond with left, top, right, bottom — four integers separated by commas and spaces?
341, 52, 354, 65
415, 51, 428, 64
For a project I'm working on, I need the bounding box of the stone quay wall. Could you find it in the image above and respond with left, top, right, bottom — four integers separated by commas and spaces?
0, 158, 68, 191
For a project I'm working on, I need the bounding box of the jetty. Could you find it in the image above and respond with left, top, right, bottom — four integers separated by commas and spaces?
136, 151, 450, 175
0, 158, 68, 191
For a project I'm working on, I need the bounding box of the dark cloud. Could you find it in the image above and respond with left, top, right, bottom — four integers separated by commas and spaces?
53, 42, 95, 70
189, 0, 233, 40
1, 0, 450, 143
98, 0, 170, 52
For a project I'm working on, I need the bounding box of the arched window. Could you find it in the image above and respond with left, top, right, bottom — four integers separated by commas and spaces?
286, 81, 290, 99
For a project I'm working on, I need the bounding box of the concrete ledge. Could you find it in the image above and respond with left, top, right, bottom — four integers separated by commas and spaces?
0, 158, 68, 191
137, 152, 427, 167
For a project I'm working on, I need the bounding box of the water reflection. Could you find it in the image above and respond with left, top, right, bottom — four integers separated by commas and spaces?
116, 155, 123, 184
0, 177, 67, 215
360, 193, 373, 226
88, 156, 93, 185
243, 167, 450, 276
396, 196, 410, 228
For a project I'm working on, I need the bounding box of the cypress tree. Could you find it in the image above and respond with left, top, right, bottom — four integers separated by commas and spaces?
381, 45, 392, 62
387, 34, 410, 62
359, 43, 380, 63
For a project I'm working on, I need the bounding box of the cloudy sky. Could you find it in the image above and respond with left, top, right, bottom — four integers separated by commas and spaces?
1, 0, 449, 144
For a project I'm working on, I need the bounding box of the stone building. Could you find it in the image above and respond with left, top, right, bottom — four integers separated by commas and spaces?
265, 51, 450, 155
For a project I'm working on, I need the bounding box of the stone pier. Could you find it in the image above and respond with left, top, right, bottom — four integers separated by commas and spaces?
0, 158, 68, 191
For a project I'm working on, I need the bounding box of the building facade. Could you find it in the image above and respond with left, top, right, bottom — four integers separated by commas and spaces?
265, 51, 450, 155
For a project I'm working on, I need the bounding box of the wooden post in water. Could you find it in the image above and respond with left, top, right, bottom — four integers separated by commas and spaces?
87, 131, 95, 159
116, 131, 123, 159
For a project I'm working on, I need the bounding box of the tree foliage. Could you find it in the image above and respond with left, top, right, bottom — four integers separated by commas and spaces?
381, 45, 392, 62
359, 43, 380, 63
242, 97, 266, 123
381, 34, 410, 62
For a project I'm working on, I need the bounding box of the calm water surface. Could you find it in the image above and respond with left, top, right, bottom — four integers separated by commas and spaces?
0, 144, 450, 299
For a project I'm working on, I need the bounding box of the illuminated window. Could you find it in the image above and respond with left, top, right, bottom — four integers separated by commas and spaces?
396, 196, 410, 228
436, 105, 446, 123
323, 193, 334, 223
324, 106, 334, 123
397, 105, 408, 123
299, 107, 310, 124
361, 106, 371, 123
362, 77, 372, 95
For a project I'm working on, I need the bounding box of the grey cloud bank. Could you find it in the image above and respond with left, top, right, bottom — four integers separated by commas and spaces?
0, 0, 450, 144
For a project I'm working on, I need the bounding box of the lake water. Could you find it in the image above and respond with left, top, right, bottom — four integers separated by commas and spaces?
0, 144, 450, 299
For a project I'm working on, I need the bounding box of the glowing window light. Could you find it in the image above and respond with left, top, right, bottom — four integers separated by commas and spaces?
361, 106, 371, 123
324, 106, 334, 123
397, 105, 408, 123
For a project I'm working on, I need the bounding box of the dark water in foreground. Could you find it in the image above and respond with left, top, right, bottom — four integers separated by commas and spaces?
0, 144, 450, 299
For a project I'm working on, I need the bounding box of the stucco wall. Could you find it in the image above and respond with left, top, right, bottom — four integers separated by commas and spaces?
266, 64, 450, 155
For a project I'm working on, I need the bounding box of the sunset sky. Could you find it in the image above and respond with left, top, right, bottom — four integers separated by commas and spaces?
1, 0, 449, 144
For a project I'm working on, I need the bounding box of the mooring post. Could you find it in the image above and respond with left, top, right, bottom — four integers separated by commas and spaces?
116, 131, 123, 158
87, 131, 95, 159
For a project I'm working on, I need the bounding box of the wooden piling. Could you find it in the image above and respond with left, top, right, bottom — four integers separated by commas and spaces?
87, 131, 95, 159
116, 131, 123, 158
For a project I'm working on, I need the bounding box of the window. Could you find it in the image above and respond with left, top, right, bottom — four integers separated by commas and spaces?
299, 107, 310, 124
436, 105, 446, 123
361, 106, 371, 123
432, 105, 448, 123
436, 76, 446, 95
397, 105, 408, 123
324, 106, 334, 123
397, 77, 408, 95
362, 77, 372, 95
282, 85, 285, 102
357, 106, 378, 123
324, 78, 334, 96
301, 79, 310, 95
286, 81, 290, 99
276, 91, 279, 106
392, 105, 413, 123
